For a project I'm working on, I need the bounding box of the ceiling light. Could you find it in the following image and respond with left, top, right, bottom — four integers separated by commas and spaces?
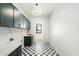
32, 3, 41, 16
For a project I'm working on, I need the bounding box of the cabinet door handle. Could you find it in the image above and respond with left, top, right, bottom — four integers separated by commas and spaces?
0, 18, 1, 24
9, 38, 14, 41
18, 24, 20, 27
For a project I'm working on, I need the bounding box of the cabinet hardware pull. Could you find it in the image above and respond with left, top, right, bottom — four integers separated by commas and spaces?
0, 18, 1, 24
9, 38, 14, 41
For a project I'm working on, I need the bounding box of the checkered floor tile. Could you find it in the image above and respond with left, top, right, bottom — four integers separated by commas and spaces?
22, 42, 59, 56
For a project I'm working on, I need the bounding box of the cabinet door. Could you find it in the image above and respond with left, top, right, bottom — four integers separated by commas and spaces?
28, 20, 31, 30
0, 3, 7, 26
0, 8, 2, 25
24, 36, 32, 46
23, 17, 31, 30
0, 3, 13, 27
13, 7, 20, 28
27, 19, 31, 30
23, 16, 27, 29
19, 14, 24, 28
24, 18, 27, 29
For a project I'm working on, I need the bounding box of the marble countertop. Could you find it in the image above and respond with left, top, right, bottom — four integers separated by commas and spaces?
0, 40, 22, 56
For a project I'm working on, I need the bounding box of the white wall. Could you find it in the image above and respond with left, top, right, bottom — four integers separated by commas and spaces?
49, 3, 79, 56
30, 17, 49, 42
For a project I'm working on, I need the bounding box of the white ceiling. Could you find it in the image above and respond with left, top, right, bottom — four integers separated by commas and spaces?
16, 3, 56, 17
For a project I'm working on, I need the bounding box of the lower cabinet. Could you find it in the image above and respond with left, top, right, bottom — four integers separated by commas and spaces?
8, 45, 22, 56
24, 36, 33, 46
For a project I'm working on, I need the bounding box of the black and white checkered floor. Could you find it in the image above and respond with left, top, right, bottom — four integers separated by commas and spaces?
22, 42, 59, 56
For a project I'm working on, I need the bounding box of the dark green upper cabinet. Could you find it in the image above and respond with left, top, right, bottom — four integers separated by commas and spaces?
19, 14, 24, 29
23, 16, 27, 29
13, 6, 20, 28
13, 6, 31, 29
23, 16, 28, 29
22, 15, 31, 30
27, 19, 31, 30
0, 3, 14, 27
0, 3, 31, 30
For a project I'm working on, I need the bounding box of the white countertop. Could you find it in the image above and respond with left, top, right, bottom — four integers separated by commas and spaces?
0, 40, 22, 56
